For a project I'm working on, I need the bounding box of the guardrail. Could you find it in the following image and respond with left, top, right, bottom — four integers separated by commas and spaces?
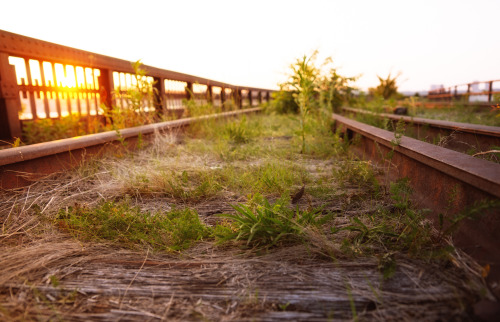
427, 80, 500, 103
0, 30, 275, 142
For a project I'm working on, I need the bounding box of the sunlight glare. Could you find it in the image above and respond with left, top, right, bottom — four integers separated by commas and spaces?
28, 60, 42, 86
42, 62, 54, 86
8, 56, 27, 85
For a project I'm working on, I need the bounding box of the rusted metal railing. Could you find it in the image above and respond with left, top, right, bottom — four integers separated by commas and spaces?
332, 113, 500, 299
0, 30, 274, 141
427, 80, 500, 103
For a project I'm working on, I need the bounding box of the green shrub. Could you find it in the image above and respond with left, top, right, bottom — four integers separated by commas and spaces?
268, 89, 299, 114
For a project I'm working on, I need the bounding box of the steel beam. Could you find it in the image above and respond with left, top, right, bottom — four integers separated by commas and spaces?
0, 53, 22, 140
333, 113, 500, 298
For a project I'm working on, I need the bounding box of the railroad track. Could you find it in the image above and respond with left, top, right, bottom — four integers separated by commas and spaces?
0, 107, 261, 189
333, 112, 500, 299
342, 107, 500, 155
1, 107, 499, 308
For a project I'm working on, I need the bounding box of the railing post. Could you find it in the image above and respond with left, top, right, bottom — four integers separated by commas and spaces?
236, 88, 242, 109
207, 85, 213, 105
466, 84, 471, 103
488, 81, 493, 103
266, 91, 270, 102
258, 91, 262, 104
98, 68, 114, 122
186, 82, 193, 100
221, 87, 226, 108
248, 90, 253, 107
153, 77, 165, 117
0, 53, 22, 140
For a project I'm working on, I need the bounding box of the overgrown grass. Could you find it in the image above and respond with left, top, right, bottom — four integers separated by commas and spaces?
8, 110, 476, 268
215, 194, 333, 248
53, 201, 209, 252
410, 102, 500, 127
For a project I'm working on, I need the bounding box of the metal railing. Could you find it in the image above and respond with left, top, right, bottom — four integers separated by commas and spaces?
427, 80, 500, 103
0, 30, 274, 141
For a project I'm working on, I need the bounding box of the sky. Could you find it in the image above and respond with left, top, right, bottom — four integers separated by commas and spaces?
1, 0, 499, 93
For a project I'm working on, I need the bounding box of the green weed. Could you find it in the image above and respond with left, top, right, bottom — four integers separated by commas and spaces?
336, 178, 434, 258
55, 201, 209, 251
22, 115, 105, 144
287, 51, 320, 153
440, 199, 500, 236
410, 102, 500, 127
216, 194, 331, 248
333, 159, 379, 193
224, 115, 252, 144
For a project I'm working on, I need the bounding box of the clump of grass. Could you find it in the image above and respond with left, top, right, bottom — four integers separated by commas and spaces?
333, 159, 380, 193
215, 194, 332, 248
54, 201, 209, 251
22, 115, 105, 145
337, 178, 435, 258
411, 103, 500, 127
225, 115, 252, 144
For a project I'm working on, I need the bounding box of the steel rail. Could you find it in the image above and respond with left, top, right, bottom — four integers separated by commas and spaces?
0, 107, 261, 189
332, 112, 500, 298
342, 107, 500, 153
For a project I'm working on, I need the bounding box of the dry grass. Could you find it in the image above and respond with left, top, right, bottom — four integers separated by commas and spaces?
0, 113, 492, 321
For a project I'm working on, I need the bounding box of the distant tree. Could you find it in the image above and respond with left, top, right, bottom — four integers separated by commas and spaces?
369, 72, 401, 99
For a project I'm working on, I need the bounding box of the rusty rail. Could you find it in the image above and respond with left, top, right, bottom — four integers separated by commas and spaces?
332, 113, 500, 298
0, 107, 261, 189
0, 30, 274, 141
342, 107, 500, 154
427, 80, 500, 102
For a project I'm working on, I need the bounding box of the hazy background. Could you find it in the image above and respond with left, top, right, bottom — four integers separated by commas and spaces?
1, 0, 499, 93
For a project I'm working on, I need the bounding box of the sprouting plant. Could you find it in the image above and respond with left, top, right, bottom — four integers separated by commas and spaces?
225, 115, 250, 144
106, 60, 158, 130
441, 199, 500, 236
287, 51, 320, 153
340, 216, 398, 248
318, 65, 358, 113
390, 118, 405, 147
0, 137, 22, 148
216, 194, 330, 248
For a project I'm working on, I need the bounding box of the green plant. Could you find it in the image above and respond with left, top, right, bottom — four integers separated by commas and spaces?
108, 60, 158, 129
216, 194, 331, 248
441, 199, 500, 236
287, 52, 320, 153
390, 119, 406, 147
368, 72, 402, 100
22, 115, 105, 144
335, 178, 435, 258
267, 87, 299, 114
318, 66, 357, 113
333, 160, 379, 192
225, 115, 250, 144
55, 201, 209, 251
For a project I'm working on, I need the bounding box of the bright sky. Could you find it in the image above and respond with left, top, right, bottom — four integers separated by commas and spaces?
1, 0, 499, 93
